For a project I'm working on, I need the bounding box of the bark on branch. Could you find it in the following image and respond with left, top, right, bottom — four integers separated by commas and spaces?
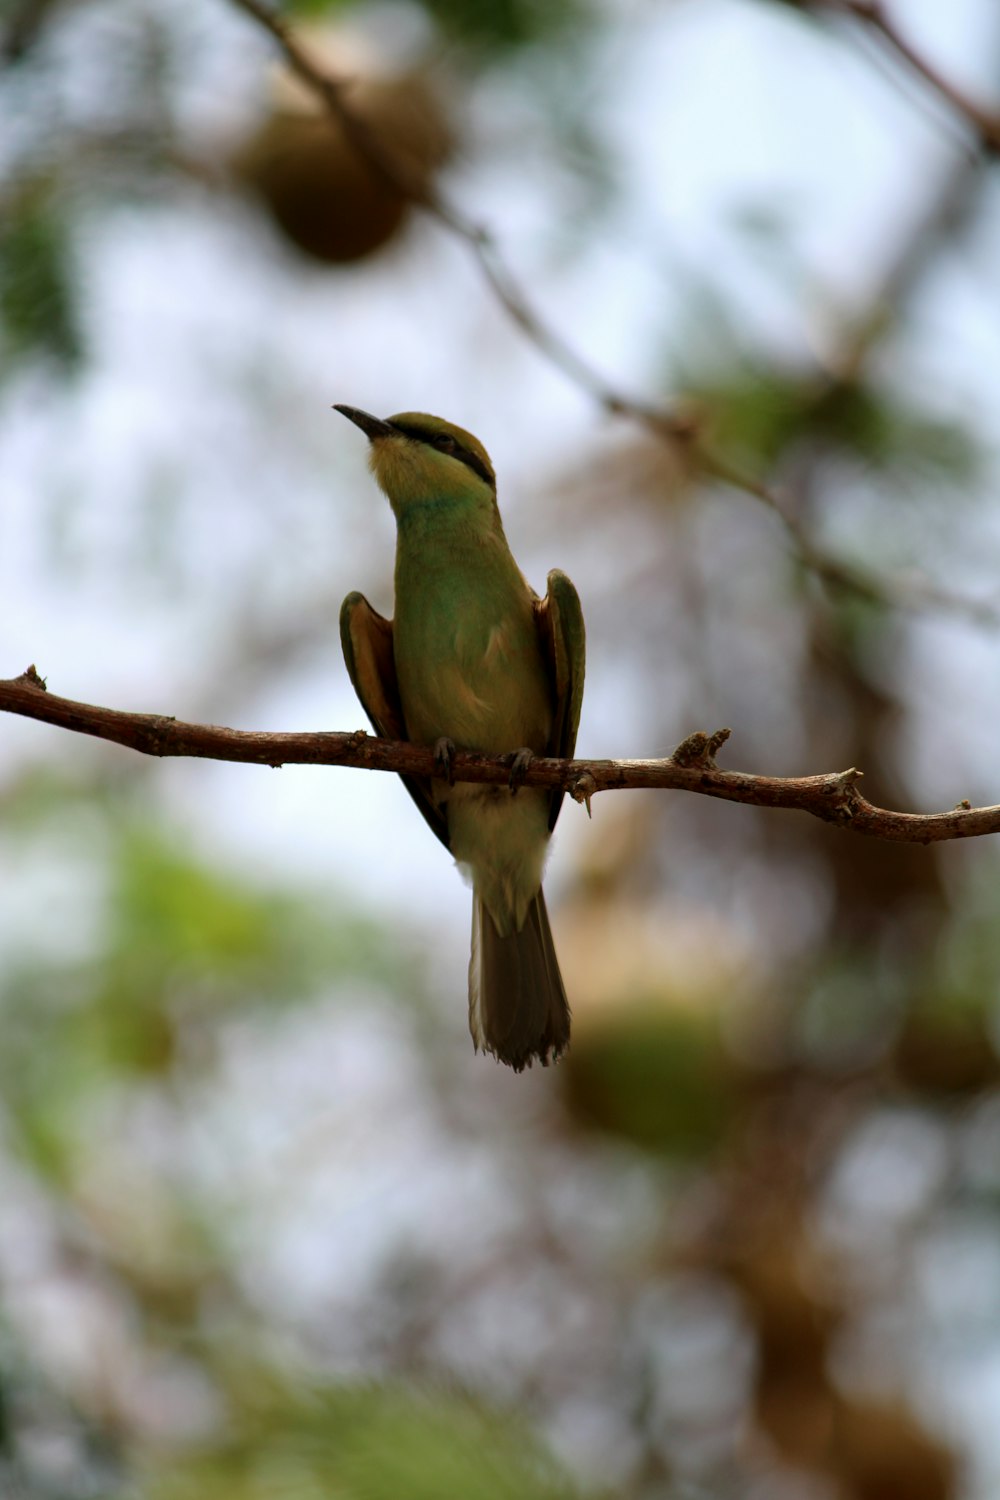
2, 667, 996, 845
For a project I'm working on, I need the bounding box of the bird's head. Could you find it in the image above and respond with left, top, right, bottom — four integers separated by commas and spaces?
334, 405, 496, 513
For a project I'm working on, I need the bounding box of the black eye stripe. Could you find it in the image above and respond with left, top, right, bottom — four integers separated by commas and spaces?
453, 447, 494, 486
391, 423, 494, 488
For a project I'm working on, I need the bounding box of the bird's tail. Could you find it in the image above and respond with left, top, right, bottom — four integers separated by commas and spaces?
469, 887, 571, 1070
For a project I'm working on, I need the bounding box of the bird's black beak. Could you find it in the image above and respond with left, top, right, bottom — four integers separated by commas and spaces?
333, 404, 397, 441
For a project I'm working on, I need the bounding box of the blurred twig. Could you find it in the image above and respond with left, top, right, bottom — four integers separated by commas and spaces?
3, 667, 998, 844
814, 0, 1000, 152
227, 0, 694, 442
225, 0, 1000, 631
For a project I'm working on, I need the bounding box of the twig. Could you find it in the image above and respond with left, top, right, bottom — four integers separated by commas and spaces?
224, 0, 1000, 632
819, 0, 1000, 152
2, 667, 996, 845
228, 0, 694, 441
701, 446, 1000, 624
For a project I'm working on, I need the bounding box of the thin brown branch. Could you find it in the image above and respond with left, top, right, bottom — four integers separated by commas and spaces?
224, 0, 1000, 633
700, 447, 1000, 625
821, 0, 1000, 152
227, 0, 693, 441
3, 667, 997, 845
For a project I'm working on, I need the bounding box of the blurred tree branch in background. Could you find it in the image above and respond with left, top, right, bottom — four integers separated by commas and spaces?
815, 0, 1000, 150
228, 0, 1000, 631
3, 666, 998, 842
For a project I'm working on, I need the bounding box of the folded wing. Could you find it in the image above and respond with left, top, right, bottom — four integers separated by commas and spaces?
533, 569, 586, 832
340, 590, 450, 849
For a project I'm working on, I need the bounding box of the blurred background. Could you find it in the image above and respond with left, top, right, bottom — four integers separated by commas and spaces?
3, 0, 1000, 1495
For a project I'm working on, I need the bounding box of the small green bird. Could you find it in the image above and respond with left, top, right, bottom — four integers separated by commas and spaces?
336, 406, 585, 1071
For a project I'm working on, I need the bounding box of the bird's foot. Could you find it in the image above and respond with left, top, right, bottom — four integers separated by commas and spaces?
506, 747, 535, 795
433, 736, 457, 786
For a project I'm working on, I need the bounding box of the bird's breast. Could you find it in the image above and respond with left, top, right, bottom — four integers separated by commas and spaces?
392, 532, 551, 755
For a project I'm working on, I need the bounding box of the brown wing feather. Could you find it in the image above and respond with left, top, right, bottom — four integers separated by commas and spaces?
533, 569, 586, 832
340, 591, 449, 849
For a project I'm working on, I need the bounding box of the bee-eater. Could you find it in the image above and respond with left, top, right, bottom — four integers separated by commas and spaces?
336, 406, 585, 1071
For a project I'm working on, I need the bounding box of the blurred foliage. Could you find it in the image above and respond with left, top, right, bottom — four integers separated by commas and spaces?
284, 0, 587, 54
148, 1375, 586, 1500
0, 786, 410, 1181
0, 0, 609, 376
687, 363, 981, 489
0, 784, 593, 1495
410, 0, 584, 53
716, 366, 983, 483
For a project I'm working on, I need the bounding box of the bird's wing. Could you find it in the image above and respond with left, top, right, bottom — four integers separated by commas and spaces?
534, 569, 586, 832
340, 591, 450, 850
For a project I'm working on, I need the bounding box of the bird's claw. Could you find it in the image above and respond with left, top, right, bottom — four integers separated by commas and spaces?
433, 737, 457, 785
506, 747, 535, 795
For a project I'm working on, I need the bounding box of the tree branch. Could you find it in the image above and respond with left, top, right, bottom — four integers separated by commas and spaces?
3, 667, 996, 845
226, 0, 695, 442
224, 0, 1000, 633
821, 0, 1000, 152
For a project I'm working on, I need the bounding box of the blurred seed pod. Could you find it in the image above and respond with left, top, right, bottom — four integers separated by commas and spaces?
556, 893, 751, 1156
233, 37, 453, 265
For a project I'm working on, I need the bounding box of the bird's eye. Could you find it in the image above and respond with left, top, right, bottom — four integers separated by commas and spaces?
435, 435, 457, 454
